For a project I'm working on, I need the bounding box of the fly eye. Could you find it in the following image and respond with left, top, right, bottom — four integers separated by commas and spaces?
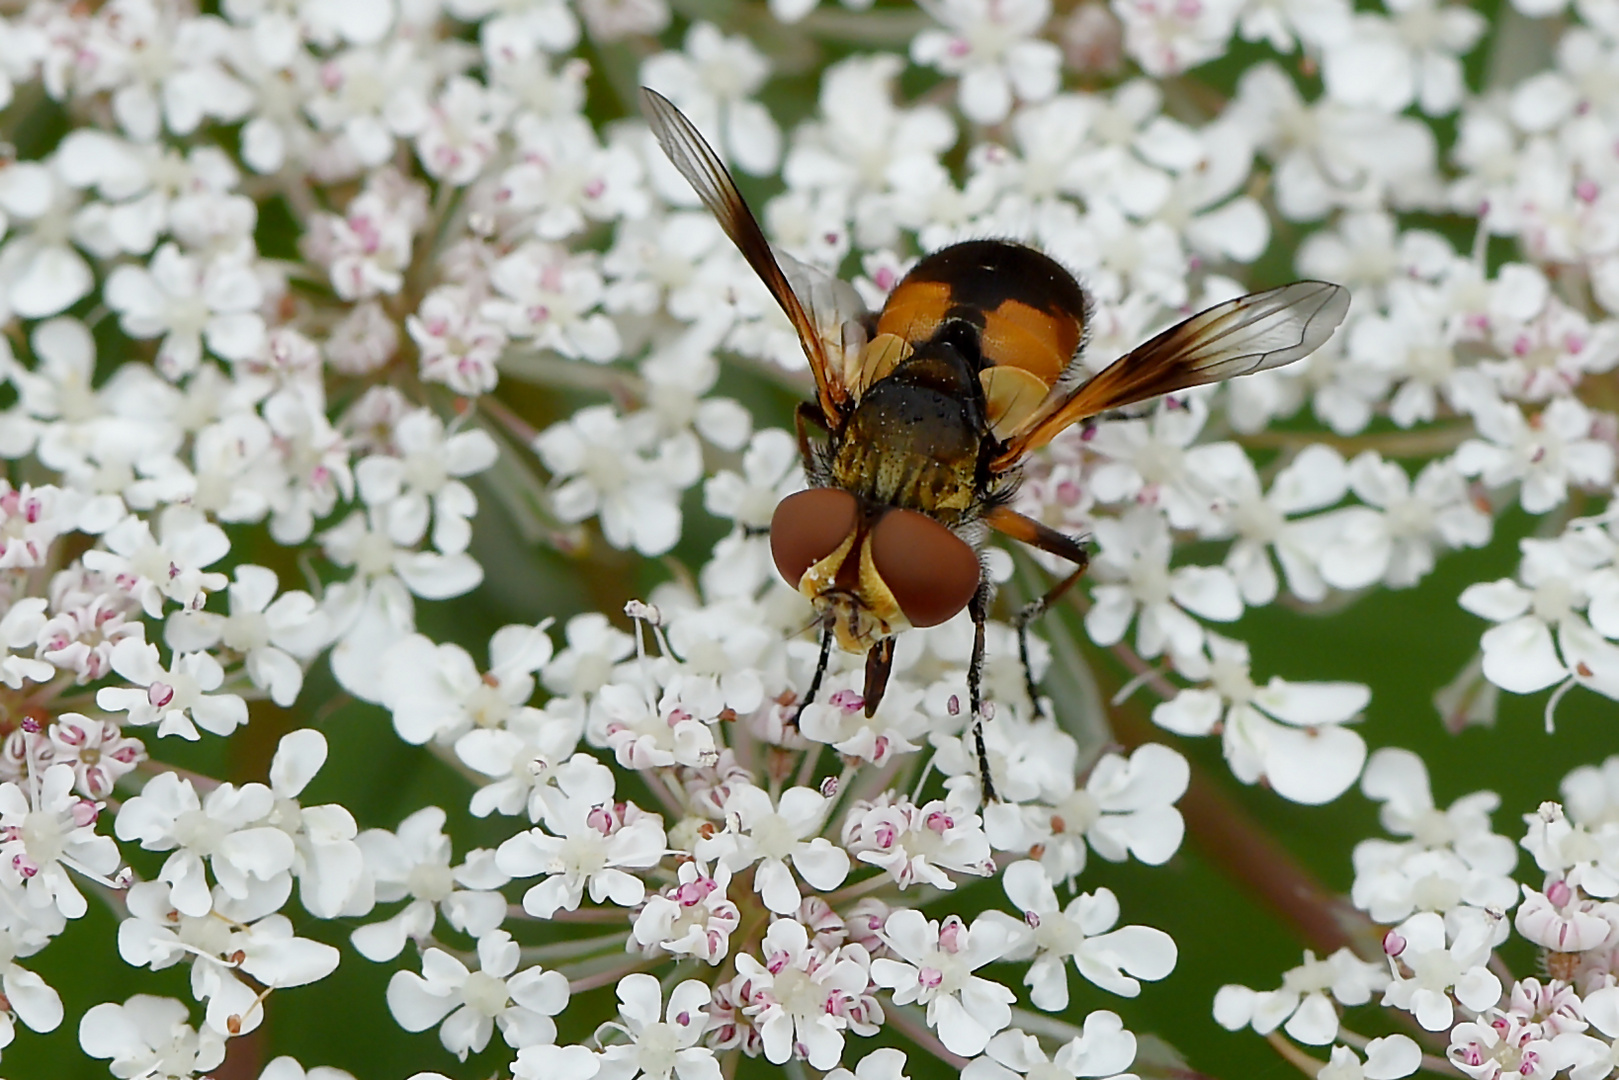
771, 488, 859, 589
870, 509, 980, 627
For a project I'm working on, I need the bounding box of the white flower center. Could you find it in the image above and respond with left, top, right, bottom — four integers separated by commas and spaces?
461, 970, 511, 1017
1408, 946, 1462, 990
173, 808, 228, 856
404, 451, 449, 494
1280, 954, 1333, 995
749, 812, 800, 861
221, 610, 271, 654
632, 1021, 685, 1077
1410, 872, 1462, 912
1410, 808, 1455, 848
408, 861, 455, 902
20, 810, 66, 865
467, 682, 514, 729
1386, 496, 1434, 540
556, 833, 609, 877
769, 965, 825, 1016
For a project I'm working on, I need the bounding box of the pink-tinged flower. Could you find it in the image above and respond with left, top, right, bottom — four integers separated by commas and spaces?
631, 859, 741, 965
95, 638, 249, 741
842, 793, 993, 890
0, 764, 121, 919
47, 713, 145, 799
595, 974, 719, 1080
494, 755, 666, 918
731, 918, 877, 1068
1381, 910, 1504, 1031
870, 910, 1015, 1057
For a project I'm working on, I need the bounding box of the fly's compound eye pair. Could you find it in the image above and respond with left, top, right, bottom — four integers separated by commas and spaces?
770, 489, 981, 628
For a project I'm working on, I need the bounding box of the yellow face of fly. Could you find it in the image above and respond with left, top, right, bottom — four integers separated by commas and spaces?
794, 523, 910, 654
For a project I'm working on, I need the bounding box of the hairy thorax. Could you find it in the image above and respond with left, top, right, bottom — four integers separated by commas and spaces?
827, 348, 987, 525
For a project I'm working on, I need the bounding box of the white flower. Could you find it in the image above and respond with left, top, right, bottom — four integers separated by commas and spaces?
911, 0, 1062, 124
114, 771, 294, 918
117, 880, 340, 1037
596, 974, 720, 1080
1556, 985, 1619, 1080
641, 23, 778, 176
535, 405, 700, 557
408, 286, 508, 396
83, 507, 230, 618
631, 859, 742, 965
1112, 0, 1243, 77
79, 995, 226, 1079
0, 764, 120, 920
698, 784, 848, 914
352, 807, 508, 962
164, 564, 330, 708
870, 910, 1016, 1057
1085, 508, 1243, 660
986, 861, 1177, 1011
378, 623, 554, 745
456, 696, 587, 819
983, 742, 1188, 888
319, 506, 484, 601
1456, 396, 1615, 516
962, 1014, 1138, 1080
842, 793, 994, 889
1320, 453, 1491, 592
104, 243, 265, 380
261, 730, 373, 920
354, 409, 499, 554
1314, 1037, 1423, 1080
1321, 0, 1486, 116
1352, 748, 1519, 923
484, 242, 620, 361
1154, 634, 1369, 805
1459, 540, 1612, 697
1213, 947, 1389, 1045
387, 930, 571, 1059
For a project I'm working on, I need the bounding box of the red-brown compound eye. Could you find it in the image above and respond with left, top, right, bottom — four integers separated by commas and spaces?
869, 509, 980, 627
771, 488, 859, 589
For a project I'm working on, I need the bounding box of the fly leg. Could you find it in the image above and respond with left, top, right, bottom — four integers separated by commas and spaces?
798, 622, 834, 716
967, 579, 997, 801
985, 505, 1092, 719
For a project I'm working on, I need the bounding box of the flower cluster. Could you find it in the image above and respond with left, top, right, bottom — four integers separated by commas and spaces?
0, 0, 1617, 1076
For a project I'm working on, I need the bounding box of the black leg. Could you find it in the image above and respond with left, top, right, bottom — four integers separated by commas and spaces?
1011, 553, 1089, 717
984, 505, 1092, 724
799, 622, 834, 716
967, 581, 998, 802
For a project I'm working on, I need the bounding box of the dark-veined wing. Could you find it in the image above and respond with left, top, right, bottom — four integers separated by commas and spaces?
991, 280, 1350, 470
641, 87, 855, 420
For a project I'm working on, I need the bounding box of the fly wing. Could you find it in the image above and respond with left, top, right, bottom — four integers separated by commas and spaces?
991, 280, 1349, 470
641, 87, 856, 420
773, 243, 871, 395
